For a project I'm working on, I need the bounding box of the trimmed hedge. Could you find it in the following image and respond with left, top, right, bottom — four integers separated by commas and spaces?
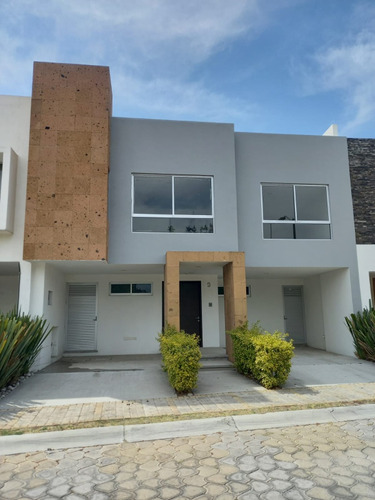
229, 322, 294, 389
158, 325, 201, 394
0, 310, 51, 390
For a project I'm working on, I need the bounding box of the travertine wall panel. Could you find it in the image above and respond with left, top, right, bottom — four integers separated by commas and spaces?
23, 62, 112, 261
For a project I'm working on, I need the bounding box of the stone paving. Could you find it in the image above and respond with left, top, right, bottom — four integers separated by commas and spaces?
1, 382, 375, 432
1, 417, 375, 499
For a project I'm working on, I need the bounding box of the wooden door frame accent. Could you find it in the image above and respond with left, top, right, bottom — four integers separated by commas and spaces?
164, 251, 247, 361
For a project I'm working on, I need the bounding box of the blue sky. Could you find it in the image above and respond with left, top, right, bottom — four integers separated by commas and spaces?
1, 0, 374, 137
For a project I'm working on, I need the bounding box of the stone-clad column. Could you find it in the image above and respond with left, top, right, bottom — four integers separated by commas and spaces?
23, 62, 112, 261
164, 252, 180, 330
223, 253, 247, 361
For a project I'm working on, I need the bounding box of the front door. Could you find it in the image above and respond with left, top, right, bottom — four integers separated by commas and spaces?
66, 283, 97, 352
283, 285, 306, 344
180, 281, 202, 346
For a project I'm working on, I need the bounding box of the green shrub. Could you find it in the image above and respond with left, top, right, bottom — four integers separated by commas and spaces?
158, 325, 201, 394
0, 310, 52, 390
345, 301, 375, 361
230, 322, 294, 389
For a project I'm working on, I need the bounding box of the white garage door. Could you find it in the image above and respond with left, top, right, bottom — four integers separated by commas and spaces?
66, 284, 97, 352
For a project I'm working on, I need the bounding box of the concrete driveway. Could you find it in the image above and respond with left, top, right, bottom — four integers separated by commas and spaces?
1, 347, 374, 409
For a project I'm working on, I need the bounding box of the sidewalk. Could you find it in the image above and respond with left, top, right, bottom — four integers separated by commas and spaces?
1, 347, 375, 434
1, 381, 375, 433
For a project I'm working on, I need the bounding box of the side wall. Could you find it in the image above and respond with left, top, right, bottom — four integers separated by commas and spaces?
356, 245, 375, 307
28, 262, 66, 371
304, 275, 326, 350
320, 269, 354, 356
0, 96, 32, 312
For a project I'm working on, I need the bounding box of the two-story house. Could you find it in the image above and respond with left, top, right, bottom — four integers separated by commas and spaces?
0, 61, 370, 370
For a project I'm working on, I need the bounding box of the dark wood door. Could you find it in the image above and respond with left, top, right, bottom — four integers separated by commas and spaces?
180, 281, 202, 346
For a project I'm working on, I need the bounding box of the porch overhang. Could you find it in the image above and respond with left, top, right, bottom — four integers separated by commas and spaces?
164, 251, 247, 360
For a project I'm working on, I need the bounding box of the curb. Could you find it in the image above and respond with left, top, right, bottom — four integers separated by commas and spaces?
1, 404, 375, 456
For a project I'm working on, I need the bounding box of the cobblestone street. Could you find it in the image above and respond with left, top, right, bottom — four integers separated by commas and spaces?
1, 417, 375, 499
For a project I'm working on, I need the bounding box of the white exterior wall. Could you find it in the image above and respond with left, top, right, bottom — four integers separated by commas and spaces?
320, 268, 355, 356
219, 278, 305, 338
28, 263, 66, 371
356, 245, 375, 308
303, 275, 326, 350
65, 273, 221, 355
0, 96, 32, 312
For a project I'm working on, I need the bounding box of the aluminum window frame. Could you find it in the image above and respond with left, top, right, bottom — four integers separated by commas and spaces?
109, 282, 153, 296
261, 183, 331, 240
131, 173, 214, 233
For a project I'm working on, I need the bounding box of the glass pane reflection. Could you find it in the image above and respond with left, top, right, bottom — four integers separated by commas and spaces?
133, 217, 214, 233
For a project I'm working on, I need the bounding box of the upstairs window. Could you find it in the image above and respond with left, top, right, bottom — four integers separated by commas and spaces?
262, 184, 331, 239
132, 174, 214, 233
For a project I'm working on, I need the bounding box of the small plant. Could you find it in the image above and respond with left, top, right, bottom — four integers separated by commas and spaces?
158, 325, 201, 394
0, 309, 52, 390
229, 321, 294, 389
345, 301, 375, 361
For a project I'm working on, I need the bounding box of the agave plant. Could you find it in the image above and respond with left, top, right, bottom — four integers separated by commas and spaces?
0, 310, 51, 390
345, 301, 375, 361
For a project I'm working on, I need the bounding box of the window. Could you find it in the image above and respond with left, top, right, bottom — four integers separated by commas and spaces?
262, 184, 331, 239
110, 283, 152, 295
132, 174, 214, 233
218, 286, 250, 296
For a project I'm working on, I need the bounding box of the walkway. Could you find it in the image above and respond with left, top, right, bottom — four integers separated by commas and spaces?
1, 381, 375, 433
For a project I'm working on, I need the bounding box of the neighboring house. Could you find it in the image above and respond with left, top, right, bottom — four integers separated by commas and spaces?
347, 139, 375, 310
0, 61, 371, 370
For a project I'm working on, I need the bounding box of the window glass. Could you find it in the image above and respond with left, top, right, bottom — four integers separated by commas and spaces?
132, 283, 152, 294
174, 177, 212, 215
262, 183, 331, 240
133, 217, 213, 233
262, 185, 295, 221
132, 174, 213, 233
111, 283, 131, 294
295, 186, 329, 221
133, 175, 172, 214
263, 223, 296, 239
295, 224, 331, 239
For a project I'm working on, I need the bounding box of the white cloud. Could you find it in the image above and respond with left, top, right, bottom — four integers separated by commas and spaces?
300, 9, 375, 135
0, 0, 293, 126
112, 73, 260, 126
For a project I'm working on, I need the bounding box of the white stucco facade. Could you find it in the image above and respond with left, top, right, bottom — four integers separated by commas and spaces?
1, 64, 373, 370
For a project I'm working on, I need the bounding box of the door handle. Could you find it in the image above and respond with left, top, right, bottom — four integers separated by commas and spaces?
284, 316, 287, 320
195, 316, 200, 322
93, 316, 97, 321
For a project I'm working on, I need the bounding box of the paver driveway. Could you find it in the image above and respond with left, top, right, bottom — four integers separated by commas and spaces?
1, 417, 374, 499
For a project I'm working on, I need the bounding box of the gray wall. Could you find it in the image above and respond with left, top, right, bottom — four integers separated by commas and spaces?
235, 132, 362, 314
236, 133, 357, 266
109, 118, 239, 264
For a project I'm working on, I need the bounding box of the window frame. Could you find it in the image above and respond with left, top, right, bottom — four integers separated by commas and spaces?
131, 174, 214, 233
261, 183, 331, 240
109, 283, 153, 296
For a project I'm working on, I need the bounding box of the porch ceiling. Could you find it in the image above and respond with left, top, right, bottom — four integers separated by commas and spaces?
246, 266, 341, 279
41, 261, 341, 279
